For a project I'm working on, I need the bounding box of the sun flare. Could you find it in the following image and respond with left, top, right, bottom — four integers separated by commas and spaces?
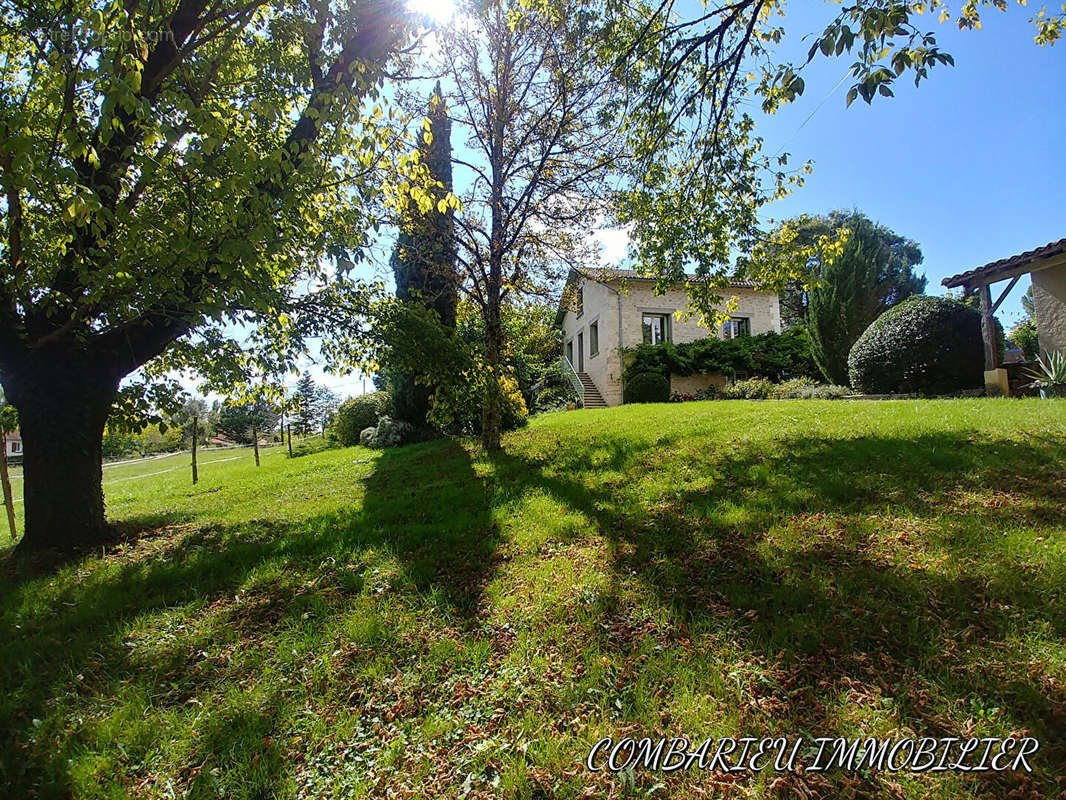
407, 0, 456, 23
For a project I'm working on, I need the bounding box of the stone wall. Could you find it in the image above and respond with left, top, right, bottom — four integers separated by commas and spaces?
670, 373, 729, 396
1033, 263, 1066, 356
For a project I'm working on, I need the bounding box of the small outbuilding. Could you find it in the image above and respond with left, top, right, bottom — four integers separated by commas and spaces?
942, 237, 1066, 396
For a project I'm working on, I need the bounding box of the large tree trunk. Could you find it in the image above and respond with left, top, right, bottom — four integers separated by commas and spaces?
3, 356, 118, 554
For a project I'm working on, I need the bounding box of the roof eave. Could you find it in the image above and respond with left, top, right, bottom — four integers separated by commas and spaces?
942, 238, 1066, 289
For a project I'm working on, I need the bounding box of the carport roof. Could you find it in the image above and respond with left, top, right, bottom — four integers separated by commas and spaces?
942, 237, 1066, 289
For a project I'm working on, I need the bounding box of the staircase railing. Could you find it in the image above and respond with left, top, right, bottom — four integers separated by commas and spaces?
560, 356, 584, 407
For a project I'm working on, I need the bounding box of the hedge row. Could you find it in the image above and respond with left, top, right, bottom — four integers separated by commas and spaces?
621, 327, 819, 384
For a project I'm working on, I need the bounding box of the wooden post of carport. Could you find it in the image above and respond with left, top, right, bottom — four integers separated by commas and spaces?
944, 238, 1066, 397
975, 280, 1011, 396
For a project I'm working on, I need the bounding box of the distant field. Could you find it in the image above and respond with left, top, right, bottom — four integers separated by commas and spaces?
2, 399, 1065, 799
0, 444, 289, 545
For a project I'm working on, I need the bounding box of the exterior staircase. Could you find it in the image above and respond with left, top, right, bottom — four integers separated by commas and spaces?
576, 372, 607, 408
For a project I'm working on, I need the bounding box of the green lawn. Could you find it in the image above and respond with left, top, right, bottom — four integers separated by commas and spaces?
0, 443, 289, 519
2, 399, 1065, 799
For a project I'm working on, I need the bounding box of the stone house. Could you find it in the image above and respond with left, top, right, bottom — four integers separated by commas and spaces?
556, 269, 782, 407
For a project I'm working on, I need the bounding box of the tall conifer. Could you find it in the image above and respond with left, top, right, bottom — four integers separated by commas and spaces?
389, 83, 458, 426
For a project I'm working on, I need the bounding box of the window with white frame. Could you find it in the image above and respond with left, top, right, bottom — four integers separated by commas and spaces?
641, 313, 670, 345
722, 316, 751, 339
589, 321, 599, 356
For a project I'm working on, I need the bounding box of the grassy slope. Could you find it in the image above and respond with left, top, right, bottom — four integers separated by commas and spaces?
1, 399, 1065, 799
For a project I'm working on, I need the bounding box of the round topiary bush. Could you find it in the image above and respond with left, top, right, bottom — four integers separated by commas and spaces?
332, 391, 388, 446
623, 371, 670, 404
848, 295, 984, 395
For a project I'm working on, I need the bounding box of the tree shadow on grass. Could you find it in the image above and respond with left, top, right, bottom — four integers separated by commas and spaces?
489, 429, 1066, 797
0, 438, 498, 799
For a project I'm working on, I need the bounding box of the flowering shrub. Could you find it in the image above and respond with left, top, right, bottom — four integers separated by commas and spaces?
720, 377, 775, 399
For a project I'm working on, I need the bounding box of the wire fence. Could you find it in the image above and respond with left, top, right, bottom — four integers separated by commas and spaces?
2, 440, 302, 510
1, 434, 324, 545
5, 440, 293, 482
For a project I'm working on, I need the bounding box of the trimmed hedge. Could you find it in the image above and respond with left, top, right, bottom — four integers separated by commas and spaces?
621, 327, 818, 384
623, 372, 670, 404
847, 295, 985, 395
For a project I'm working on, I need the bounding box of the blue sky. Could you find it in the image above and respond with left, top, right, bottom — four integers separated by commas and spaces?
749, 2, 1064, 326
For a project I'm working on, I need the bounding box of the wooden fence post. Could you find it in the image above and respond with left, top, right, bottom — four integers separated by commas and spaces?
0, 440, 16, 541
253, 426, 260, 466
191, 416, 199, 484
287, 424, 293, 457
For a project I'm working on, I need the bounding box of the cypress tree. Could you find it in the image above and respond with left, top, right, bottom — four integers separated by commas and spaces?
389, 83, 458, 427
802, 212, 925, 385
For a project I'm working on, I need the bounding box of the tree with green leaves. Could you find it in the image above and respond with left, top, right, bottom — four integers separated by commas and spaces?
1009, 286, 1039, 360
773, 211, 925, 385
388, 82, 458, 429
455, 299, 560, 411
168, 396, 218, 448
438, 0, 624, 450
292, 373, 319, 436
600, 0, 1062, 320
0, 0, 432, 553
290, 372, 338, 435
217, 399, 279, 445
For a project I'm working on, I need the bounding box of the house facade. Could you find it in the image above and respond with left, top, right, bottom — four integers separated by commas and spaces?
556, 269, 782, 406
3, 429, 21, 460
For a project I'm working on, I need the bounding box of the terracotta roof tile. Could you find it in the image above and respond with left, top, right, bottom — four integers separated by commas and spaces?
590, 267, 758, 288
942, 237, 1066, 288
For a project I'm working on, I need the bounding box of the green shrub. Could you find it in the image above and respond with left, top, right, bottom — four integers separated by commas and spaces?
720, 377, 774, 399
1009, 318, 1040, 361
333, 392, 388, 446
497, 375, 530, 430
429, 372, 528, 434
621, 327, 818, 384
766, 378, 851, 400
102, 427, 138, 460
769, 376, 819, 399
794, 383, 851, 400
532, 361, 579, 412
291, 436, 337, 458
623, 372, 671, 404
848, 295, 984, 395
132, 425, 183, 456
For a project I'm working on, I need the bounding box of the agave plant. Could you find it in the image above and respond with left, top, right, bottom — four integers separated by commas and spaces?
1025, 351, 1066, 394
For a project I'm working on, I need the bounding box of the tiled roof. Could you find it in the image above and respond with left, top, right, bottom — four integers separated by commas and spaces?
588, 267, 758, 288
554, 267, 762, 325
942, 237, 1066, 288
